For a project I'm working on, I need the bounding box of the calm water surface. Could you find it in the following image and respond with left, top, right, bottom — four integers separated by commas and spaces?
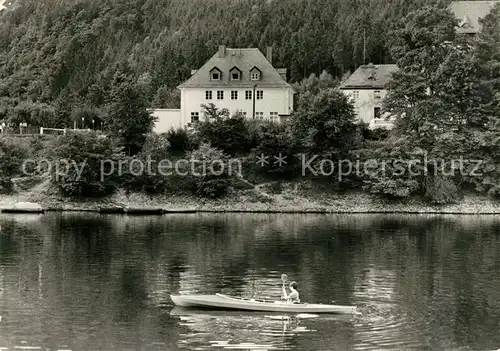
0, 213, 499, 351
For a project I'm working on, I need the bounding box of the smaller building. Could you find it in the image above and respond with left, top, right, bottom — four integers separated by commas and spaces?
339, 63, 398, 130
149, 109, 182, 134
449, 1, 500, 34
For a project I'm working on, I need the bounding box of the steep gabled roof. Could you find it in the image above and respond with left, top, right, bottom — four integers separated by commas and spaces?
339, 64, 398, 90
449, 1, 500, 34
178, 48, 291, 89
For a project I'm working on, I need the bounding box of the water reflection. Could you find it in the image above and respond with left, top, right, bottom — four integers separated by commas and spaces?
170, 308, 351, 350
0, 213, 499, 350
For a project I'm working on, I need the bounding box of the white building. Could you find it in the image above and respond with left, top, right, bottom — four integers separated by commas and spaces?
150, 109, 183, 134
177, 45, 294, 126
339, 63, 398, 130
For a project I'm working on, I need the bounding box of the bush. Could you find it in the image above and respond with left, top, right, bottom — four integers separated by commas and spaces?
357, 141, 424, 199
424, 176, 462, 204
124, 133, 170, 193
357, 121, 371, 140
195, 104, 255, 156
9, 101, 57, 127
0, 138, 32, 193
369, 127, 390, 141
249, 122, 301, 179
363, 177, 421, 199
186, 143, 236, 198
164, 127, 195, 155
105, 77, 156, 155
50, 132, 126, 197
291, 88, 357, 159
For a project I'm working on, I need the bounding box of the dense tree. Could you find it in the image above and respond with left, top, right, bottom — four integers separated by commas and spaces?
50, 132, 126, 197
151, 86, 180, 109
292, 70, 339, 108
164, 127, 196, 156
372, 4, 500, 200
0, 137, 31, 192
195, 104, 253, 156
0, 0, 438, 116
292, 88, 357, 159
187, 143, 235, 198
105, 74, 156, 155
124, 132, 171, 194
384, 6, 458, 133
249, 121, 301, 178
200, 103, 230, 121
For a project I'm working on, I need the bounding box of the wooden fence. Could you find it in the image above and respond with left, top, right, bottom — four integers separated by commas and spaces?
0, 126, 94, 136
40, 127, 92, 135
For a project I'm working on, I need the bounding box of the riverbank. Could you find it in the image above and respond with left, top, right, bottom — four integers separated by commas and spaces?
0, 180, 499, 214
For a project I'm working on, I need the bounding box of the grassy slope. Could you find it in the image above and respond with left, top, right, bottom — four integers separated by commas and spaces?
1, 177, 499, 214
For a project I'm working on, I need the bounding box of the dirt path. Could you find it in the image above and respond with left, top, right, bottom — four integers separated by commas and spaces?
237, 175, 275, 201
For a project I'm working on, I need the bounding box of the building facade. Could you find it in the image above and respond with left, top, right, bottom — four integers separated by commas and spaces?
177, 46, 294, 125
149, 109, 182, 134
339, 63, 398, 129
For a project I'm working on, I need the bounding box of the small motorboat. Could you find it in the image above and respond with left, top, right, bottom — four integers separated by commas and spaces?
170, 293, 357, 314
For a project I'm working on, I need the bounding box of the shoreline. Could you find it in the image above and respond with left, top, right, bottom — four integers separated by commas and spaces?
1, 190, 499, 215
20, 210, 500, 215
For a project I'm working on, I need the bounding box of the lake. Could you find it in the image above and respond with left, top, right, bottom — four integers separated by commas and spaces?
0, 213, 499, 351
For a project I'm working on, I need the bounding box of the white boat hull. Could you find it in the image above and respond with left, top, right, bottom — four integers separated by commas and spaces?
170, 294, 357, 314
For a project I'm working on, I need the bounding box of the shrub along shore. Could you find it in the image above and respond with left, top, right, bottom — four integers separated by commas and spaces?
1, 182, 499, 214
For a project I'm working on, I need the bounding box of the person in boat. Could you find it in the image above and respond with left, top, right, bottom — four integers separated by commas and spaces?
282, 281, 300, 303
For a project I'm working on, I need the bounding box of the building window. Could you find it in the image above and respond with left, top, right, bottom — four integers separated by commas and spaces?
191, 112, 200, 123
242, 112, 247, 118
352, 90, 360, 99
374, 90, 381, 99
251, 72, 260, 81
217, 90, 224, 100
255, 112, 264, 120
205, 91, 212, 100
231, 91, 238, 100
270, 112, 278, 122
374, 107, 381, 119
211, 72, 220, 80
256, 90, 263, 100
231, 72, 240, 80
245, 90, 252, 100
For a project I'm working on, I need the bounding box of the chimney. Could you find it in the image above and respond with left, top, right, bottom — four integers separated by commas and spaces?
276, 68, 287, 81
266, 46, 273, 65
218, 45, 226, 58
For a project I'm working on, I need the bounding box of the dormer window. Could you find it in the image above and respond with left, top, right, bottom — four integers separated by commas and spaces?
210, 67, 222, 81
230, 66, 242, 81
250, 66, 261, 81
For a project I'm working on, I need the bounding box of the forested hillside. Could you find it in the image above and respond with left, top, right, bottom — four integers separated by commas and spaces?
0, 0, 446, 123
